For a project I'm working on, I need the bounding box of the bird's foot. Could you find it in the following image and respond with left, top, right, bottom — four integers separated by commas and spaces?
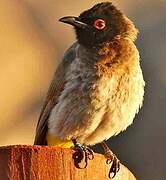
101, 141, 120, 179
72, 140, 94, 169
105, 151, 120, 178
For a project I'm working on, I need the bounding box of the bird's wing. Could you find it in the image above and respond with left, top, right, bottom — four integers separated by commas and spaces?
34, 42, 77, 145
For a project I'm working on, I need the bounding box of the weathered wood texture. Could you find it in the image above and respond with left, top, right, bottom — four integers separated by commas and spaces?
0, 145, 136, 180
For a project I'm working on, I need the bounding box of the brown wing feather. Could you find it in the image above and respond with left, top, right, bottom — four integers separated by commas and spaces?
34, 42, 77, 145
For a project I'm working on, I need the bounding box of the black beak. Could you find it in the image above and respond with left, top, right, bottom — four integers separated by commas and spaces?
59, 16, 88, 29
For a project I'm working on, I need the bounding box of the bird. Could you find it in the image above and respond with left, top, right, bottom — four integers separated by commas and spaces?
34, 2, 145, 178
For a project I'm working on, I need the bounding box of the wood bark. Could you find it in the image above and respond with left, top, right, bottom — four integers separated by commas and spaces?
0, 145, 136, 180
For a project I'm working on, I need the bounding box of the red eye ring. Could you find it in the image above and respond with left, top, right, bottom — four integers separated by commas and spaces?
93, 19, 106, 30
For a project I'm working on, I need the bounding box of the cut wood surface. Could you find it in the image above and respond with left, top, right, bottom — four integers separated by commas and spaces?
0, 145, 136, 180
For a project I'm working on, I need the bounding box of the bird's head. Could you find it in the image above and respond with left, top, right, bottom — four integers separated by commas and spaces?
59, 2, 138, 48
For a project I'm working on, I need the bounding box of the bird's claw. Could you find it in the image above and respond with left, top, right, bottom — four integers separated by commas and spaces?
72, 143, 94, 169
105, 152, 120, 178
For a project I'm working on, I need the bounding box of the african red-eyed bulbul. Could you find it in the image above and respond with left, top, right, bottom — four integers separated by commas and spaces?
34, 2, 145, 178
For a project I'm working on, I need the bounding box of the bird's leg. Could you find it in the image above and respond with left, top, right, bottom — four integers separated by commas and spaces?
72, 139, 94, 169
101, 141, 120, 178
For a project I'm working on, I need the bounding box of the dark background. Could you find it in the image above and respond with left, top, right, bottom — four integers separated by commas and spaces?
0, 1, 165, 179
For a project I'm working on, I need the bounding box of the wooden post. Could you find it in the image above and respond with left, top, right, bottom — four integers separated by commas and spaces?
0, 145, 136, 180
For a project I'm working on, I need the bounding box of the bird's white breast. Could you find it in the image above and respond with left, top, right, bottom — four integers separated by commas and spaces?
48, 43, 145, 145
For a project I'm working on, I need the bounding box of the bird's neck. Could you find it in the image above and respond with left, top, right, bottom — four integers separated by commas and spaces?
93, 37, 140, 76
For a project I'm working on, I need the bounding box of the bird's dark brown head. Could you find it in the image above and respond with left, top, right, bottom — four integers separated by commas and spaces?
59, 2, 138, 48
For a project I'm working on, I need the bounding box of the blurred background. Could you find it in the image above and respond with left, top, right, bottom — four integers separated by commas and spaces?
0, 0, 165, 179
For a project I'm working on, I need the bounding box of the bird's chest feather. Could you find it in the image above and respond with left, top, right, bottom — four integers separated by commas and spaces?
48, 43, 144, 142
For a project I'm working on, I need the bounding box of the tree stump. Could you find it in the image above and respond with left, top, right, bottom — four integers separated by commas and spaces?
0, 145, 136, 180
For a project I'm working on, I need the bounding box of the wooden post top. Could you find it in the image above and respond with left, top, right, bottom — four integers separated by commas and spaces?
0, 145, 136, 180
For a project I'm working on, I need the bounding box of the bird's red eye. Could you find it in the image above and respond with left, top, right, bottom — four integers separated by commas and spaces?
93, 19, 106, 30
